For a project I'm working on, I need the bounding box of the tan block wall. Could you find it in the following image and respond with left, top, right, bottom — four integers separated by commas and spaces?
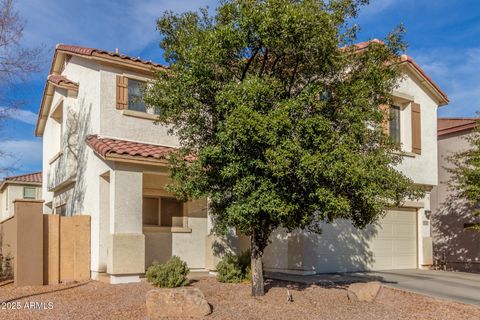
13, 200, 44, 286
44, 215, 60, 285
44, 214, 91, 284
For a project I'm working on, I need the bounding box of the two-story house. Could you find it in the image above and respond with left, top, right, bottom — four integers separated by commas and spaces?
35, 44, 448, 284
0, 172, 42, 222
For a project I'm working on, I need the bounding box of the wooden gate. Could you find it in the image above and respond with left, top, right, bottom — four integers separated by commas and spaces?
44, 215, 90, 284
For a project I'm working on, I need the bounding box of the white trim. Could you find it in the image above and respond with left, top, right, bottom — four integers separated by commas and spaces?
392, 90, 414, 103
121, 109, 158, 121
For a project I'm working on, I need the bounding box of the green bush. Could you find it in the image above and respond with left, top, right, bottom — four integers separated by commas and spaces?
146, 256, 190, 288
216, 250, 251, 283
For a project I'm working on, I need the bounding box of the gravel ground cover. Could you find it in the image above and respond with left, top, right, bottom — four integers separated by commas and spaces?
0, 277, 478, 320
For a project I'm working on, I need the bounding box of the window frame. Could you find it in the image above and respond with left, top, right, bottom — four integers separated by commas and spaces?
23, 187, 37, 200
123, 75, 159, 116
142, 195, 189, 232
388, 104, 401, 145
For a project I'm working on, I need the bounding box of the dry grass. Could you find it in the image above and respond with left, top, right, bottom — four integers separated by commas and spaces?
0, 277, 478, 319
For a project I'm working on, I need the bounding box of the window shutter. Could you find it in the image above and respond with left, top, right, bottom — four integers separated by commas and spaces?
411, 102, 421, 154
116, 75, 128, 109
379, 104, 390, 135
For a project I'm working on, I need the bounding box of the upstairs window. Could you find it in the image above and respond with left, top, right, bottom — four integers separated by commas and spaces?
128, 78, 147, 113
389, 105, 401, 144
116, 75, 159, 115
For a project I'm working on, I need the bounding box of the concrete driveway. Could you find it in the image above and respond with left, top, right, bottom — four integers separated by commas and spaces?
266, 269, 480, 306
352, 269, 480, 306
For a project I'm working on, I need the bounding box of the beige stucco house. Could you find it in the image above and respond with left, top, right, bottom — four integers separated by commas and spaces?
430, 118, 480, 272
0, 172, 42, 222
35, 43, 448, 284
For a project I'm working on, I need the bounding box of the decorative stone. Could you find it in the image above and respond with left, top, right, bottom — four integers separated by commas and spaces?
347, 281, 382, 302
146, 287, 212, 319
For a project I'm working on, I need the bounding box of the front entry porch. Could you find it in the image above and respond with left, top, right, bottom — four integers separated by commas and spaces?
95, 164, 209, 284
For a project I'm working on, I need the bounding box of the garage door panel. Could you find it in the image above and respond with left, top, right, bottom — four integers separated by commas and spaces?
394, 223, 416, 237
370, 240, 393, 253
392, 211, 417, 223
375, 223, 394, 238
394, 239, 416, 254
393, 255, 417, 268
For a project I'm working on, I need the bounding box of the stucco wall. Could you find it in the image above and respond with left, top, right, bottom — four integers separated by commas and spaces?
431, 130, 480, 272
99, 65, 179, 147
393, 69, 440, 187
42, 55, 102, 214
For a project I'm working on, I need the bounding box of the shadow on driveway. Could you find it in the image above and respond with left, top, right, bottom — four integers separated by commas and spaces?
266, 269, 480, 306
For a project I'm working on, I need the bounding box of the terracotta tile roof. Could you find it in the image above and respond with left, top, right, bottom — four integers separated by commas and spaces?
86, 135, 176, 161
4, 172, 42, 183
438, 118, 478, 136
350, 39, 384, 50
56, 44, 166, 69
47, 74, 78, 88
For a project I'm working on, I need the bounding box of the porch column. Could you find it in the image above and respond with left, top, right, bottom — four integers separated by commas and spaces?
107, 166, 145, 284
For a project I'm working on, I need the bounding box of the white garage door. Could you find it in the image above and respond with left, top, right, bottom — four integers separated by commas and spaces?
370, 209, 417, 270
295, 208, 418, 273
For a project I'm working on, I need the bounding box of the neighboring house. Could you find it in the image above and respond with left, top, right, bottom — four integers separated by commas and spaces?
430, 118, 480, 272
35, 43, 448, 284
0, 172, 42, 221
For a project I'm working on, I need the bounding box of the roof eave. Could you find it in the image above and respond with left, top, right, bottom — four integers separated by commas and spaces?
93, 151, 170, 167
0, 180, 42, 191
56, 49, 166, 74
399, 59, 449, 107
438, 123, 477, 136
35, 50, 67, 137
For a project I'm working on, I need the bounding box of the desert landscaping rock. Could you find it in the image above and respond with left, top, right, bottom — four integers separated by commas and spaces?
146, 287, 212, 319
0, 277, 478, 319
347, 281, 382, 302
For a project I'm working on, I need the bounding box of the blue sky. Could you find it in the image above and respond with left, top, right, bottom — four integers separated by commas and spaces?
0, 0, 479, 177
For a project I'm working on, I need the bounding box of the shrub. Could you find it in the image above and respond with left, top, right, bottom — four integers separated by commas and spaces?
0, 254, 13, 281
146, 256, 190, 288
216, 250, 251, 283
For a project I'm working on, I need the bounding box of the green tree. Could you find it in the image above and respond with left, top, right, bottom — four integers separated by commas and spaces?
145, 0, 422, 296
448, 117, 480, 231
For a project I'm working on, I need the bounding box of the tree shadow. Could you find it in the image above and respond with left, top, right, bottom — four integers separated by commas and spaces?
0, 281, 91, 304
431, 191, 480, 273
263, 219, 380, 275
264, 271, 392, 294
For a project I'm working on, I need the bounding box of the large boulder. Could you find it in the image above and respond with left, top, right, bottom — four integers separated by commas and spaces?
347, 281, 382, 302
146, 287, 212, 319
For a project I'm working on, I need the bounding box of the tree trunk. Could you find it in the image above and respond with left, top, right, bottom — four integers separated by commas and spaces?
250, 235, 265, 296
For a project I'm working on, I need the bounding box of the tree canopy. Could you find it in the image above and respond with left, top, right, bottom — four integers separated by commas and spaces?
145, 0, 422, 295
